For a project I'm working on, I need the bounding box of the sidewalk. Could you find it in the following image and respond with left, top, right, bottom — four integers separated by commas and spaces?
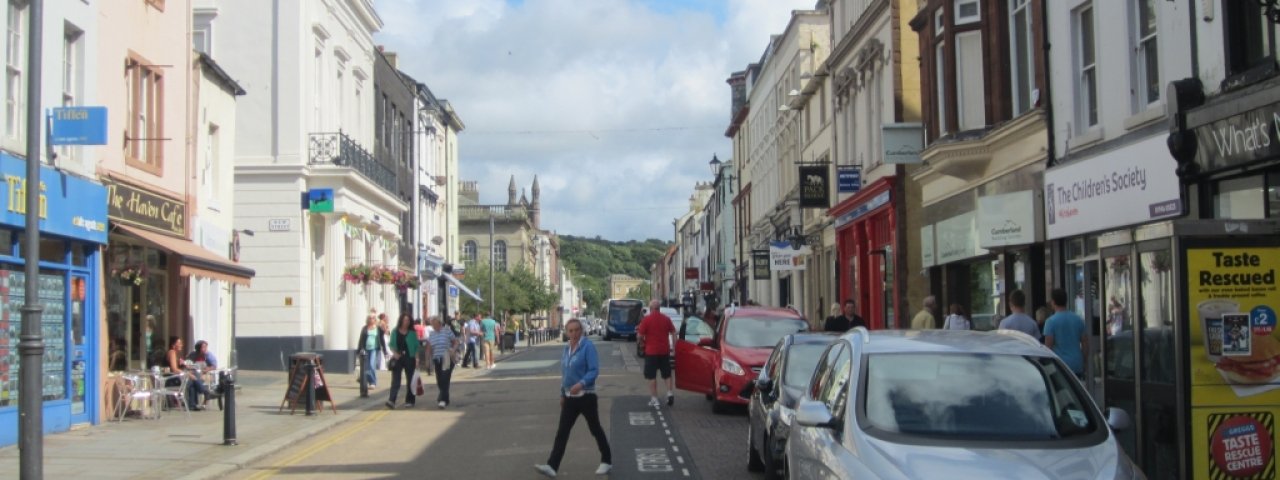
0, 342, 543, 480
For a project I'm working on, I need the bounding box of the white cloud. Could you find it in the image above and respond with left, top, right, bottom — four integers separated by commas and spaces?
374, 0, 815, 241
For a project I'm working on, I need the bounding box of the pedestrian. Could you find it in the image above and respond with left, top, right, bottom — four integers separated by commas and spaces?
822, 303, 841, 331
534, 318, 612, 478
463, 314, 482, 368
424, 315, 460, 409
482, 311, 500, 369
998, 290, 1042, 340
357, 315, 387, 388
376, 312, 391, 370
1034, 306, 1053, 337
942, 304, 971, 330
911, 296, 937, 330
385, 313, 419, 409
1044, 288, 1088, 379
824, 299, 865, 332
417, 318, 434, 376
637, 300, 676, 407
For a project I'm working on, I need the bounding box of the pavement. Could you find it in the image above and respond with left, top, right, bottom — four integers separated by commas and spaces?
0, 340, 546, 480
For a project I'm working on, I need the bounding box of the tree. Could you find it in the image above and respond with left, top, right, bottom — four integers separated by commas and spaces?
626, 282, 652, 302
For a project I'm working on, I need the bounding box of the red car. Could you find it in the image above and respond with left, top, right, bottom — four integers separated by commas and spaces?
674, 307, 809, 413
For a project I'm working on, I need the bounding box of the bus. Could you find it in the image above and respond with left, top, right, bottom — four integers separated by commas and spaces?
601, 298, 644, 341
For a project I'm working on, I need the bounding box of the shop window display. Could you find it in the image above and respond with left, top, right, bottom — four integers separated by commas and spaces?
0, 266, 68, 406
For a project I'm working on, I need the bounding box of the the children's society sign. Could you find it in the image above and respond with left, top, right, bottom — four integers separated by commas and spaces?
1044, 136, 1181, 240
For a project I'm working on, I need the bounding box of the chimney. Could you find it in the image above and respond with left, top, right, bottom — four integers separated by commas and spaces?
384, 51, 398, 69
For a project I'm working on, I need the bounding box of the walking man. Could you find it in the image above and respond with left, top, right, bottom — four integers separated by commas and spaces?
911, 296, 937, 330
534, 319, 612, 477
637, 299, 676, 407
462, 314, 482, 368
1044, 288, 1088, 379
824, 299, 866, 332
998, 290, 1042, 341
482, 311, 500, 369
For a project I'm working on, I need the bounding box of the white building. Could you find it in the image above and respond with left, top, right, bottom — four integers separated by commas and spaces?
213, 0, 405, 370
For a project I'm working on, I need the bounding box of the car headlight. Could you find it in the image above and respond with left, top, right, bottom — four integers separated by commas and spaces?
722, 358, 745, 376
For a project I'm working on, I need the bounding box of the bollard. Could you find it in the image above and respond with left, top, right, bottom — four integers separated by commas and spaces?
221, 370, 237, 446
304, 362, 317, 416
358, 351, 368, 398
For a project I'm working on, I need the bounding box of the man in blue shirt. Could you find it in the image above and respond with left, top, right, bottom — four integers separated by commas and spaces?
481, 312, 500, 370
1044, 288, 1088, 378
997, 289, 1042, 341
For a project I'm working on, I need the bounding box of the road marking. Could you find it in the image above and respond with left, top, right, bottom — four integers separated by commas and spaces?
664, 428, 671, 435
683, 468, 691, 476
247, 409, 390, 480
635, 448, 674, 473
672, 445, 680, 453
676, 455, 685, 464
629, 411, 656, 426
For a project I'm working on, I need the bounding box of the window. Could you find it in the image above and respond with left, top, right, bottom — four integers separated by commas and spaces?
955, 0, 980, 25
935, 41, 947, 135
493, 240, 507, 271
126, 57, 164, 171
6, 0, 26, 140
313, 46, 323, 132
1224, 0, 1274, 77
955, 31, 985, 130
1132, 0, 1159, 108
353, 79, 364, 141
204, 124, 221, 203
1074, 4, 1098, 131
1214, 175, 1266, 219
463, 240, 477, 264
1009, 0, 1034, 116
58, 26, 83, 162
335, 62, 344, 135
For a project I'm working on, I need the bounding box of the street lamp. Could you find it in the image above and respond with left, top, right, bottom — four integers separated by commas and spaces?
708, 153, 722, 176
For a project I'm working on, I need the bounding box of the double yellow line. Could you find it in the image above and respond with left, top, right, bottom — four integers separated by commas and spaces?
247, 409, 390, 480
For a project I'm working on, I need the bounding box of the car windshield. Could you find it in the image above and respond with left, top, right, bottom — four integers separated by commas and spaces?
724, 317, 808, 348
783, 343, 829, 388
863, 353, 1098, 441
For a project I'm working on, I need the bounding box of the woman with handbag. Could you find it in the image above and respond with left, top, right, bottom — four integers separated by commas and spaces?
424, 315, 460, 409
357, 315, 387, 388
385, 313, 419, 409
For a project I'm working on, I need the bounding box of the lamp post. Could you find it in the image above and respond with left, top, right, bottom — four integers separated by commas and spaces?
19, 1, 45, 476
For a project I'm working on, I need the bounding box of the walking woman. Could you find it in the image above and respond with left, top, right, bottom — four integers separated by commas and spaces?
385, 313, 419, 409
357, 315, 387, 388
424, 315, 460, 409
534, 319, 612, 478
943, 304, 972, 330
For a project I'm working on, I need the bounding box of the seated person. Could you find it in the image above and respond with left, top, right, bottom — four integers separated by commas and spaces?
108, 338, 128, 371
186, 340, 218, 369
165, 337, 216, 410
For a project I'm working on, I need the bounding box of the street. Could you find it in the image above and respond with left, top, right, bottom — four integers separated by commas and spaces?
230, 339, 763, 479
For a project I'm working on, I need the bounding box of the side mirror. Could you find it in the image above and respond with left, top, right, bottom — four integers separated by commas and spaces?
1106, 407, 1132, 431
795, 400, 836, 428
697, 337, 714, 347
755, 378, 774, 394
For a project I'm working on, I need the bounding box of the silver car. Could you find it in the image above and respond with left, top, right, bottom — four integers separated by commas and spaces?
787, 329, 1145, 480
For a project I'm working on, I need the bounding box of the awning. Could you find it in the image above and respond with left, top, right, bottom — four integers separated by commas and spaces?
442, 272, 482, 301
113, 224, 256, 286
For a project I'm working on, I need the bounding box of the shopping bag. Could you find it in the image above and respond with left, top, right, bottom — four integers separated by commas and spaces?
411, 371, 425, 396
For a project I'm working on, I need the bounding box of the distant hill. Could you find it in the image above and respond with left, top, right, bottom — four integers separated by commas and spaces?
559, 235, 670, 314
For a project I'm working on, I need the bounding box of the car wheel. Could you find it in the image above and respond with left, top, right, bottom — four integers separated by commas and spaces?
710, 388, 729, 414
763, 435, 783, 480
747, 423, 765, 472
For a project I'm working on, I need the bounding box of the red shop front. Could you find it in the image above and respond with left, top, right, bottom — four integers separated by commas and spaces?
829, 177, 897, 330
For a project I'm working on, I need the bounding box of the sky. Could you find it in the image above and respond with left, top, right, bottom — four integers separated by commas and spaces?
373, 0, 817, 241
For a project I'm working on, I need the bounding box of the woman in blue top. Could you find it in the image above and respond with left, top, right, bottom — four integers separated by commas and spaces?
535, 319, 612, 478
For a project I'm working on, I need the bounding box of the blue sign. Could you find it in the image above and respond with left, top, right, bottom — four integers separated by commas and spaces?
837, 166, 861, 193
49, 107, 108, 146
307, 188, 334, 212
0, 152, 109, 243
448, 285, 459, 298
833, 190, 891, 228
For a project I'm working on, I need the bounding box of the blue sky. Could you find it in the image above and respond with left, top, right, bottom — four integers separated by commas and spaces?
375, 0, 816, 241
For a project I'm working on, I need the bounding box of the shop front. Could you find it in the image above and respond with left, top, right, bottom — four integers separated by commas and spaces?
0, 152, 108, 446
830, 177, 896, 329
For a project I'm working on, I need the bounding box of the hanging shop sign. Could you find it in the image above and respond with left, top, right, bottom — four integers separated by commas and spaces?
978, 190, 1039, 248
935, 211, 987, 264
769, 241, 811, 271
837, 166, 861, 193
0, 152, 108, 244
685, 267, 699, 280
307, 188, 335, 213
752, 250, 770, 280
1186, 246, 1280, 479
104, 179, 186, 237
882, 123, 923, 164
798, 165, 829, 208
49, 106, 108, 145
1044, 135, 1181, 240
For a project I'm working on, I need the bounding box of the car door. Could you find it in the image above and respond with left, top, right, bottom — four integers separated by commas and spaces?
752, 344, 786, 450
790, 342, 851, 480
675, 316, 717, 394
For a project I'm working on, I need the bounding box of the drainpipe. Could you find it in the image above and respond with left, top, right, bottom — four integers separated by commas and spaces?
1040, 0, 1056, 168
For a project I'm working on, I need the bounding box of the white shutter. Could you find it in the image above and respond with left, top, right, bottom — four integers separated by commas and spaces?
956, 31, 986, 130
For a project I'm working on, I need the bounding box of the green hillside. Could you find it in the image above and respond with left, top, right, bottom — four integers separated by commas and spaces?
559, 235, 670, 314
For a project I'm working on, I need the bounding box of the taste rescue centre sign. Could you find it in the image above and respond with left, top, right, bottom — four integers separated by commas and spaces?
104, 179, 187, 237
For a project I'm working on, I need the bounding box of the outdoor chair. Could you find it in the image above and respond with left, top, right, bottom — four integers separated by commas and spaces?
154, 372, 191, 419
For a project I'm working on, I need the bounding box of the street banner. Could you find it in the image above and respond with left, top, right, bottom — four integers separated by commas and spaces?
752, 250, 770, 280
769, 241, 811, 271
1186, 246, 1280, 479
798, 165, 829, 208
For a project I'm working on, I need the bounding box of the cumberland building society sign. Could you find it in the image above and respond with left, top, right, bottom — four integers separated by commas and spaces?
105, 180, 187, 237
1044, 136, 1181, 240
978, 190, 1039, 248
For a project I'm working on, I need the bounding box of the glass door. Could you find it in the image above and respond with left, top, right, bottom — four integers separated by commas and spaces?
1101, 247, 1137, 459
69, 274, 88, 423
1136, 242, 1179, 479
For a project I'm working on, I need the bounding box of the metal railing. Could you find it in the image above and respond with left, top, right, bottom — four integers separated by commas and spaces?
308, 132, 397, 196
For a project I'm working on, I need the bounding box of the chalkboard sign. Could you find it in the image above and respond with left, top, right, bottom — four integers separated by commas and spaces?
279, 356, 336, 414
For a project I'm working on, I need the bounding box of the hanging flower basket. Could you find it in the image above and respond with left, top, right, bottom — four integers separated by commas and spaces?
369, 265, 396, 284
393, 271, 421, 291
112, 266, 147, 286
343, 264, 372, 284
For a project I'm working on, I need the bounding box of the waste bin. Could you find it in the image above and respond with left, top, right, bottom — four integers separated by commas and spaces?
501, 332, 516, 351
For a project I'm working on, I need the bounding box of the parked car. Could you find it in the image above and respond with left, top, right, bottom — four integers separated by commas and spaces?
787, 329, 1144, 480
747, 332, 840, 479
674, 306, 809, 413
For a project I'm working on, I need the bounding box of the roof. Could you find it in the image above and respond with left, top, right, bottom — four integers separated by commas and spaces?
853, 330, 1052, 357
789, 332, 842, 345
196, 53, 246, 96
727, 306, 804, 319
